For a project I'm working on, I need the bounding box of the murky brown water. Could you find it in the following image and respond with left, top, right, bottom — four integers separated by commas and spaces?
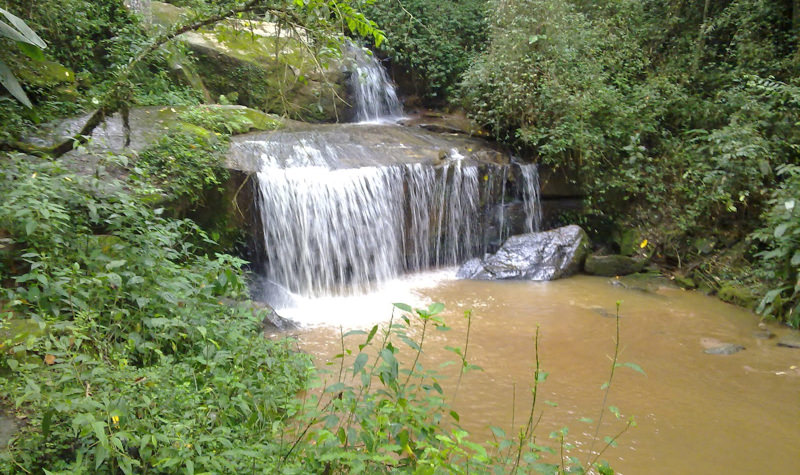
292, 274, 800, 474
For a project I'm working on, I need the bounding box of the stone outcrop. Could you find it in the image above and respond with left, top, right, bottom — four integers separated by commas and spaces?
151, 1, 350, 122
457, 225, 590, 281
584, 254, 646, 277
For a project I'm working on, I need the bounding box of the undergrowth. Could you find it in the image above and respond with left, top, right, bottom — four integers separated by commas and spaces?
0, 154, 639, 472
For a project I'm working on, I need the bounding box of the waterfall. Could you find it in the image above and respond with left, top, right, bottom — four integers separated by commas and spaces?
249, 137, 544, 297
347, 44, 403, 123
518, 163, 543, 233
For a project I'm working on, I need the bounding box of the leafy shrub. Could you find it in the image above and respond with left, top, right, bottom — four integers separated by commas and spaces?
0, 155, 311, 472
135, 128, 228, 200
751, 164, 800, 326
364, 0, 487, 103
178, 105, 256, 135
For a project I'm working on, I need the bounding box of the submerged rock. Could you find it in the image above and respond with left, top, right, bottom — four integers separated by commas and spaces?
584, 254, 645, 277
701, 337, 745, 355
704, 344, 746, 355
457, 225, 589, 281
777, 333, 800, 349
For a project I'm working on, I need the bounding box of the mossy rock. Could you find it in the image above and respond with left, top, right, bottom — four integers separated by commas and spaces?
183, 25, 348, 121
152, 1, 189, 26
611, 226, 642, 257
718, 283, 758, 309
151, 2, 349, 121
673, 274, 697, 289
584, 254, 645, 277
0, 319, 46, 352
0, 51, 78, 102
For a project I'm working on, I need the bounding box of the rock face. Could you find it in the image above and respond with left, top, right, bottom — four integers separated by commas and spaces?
457, 225, 590, 281
584, 254, 645, 277
151, 2, 349, 122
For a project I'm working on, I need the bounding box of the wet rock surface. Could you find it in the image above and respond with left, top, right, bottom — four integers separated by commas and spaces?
457, 225, 590, 281
584, 254, 645, 277
701, 337, 746, 355
227, 122, 509, 172
777, 332, 800, 349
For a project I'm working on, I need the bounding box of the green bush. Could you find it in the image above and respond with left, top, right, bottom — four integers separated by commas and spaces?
752, 164, 800, 327
364, 0, 487, 103
0, 155, 311, 472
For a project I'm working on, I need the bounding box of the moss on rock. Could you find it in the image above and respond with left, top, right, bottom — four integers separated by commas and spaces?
718, 283, 759, 309
584, 254, 645, 277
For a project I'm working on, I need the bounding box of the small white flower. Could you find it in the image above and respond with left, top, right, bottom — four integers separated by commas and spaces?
786, 199, 796, 211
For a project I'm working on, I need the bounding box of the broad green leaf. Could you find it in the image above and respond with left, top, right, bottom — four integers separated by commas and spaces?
352, 352, 368, 375
490, 425, 506, 439
429, 302, 445, 315
393, 302, 413, 312
616, 362, 646, 375
342, 329, 366, 338
0, 8, 47, 47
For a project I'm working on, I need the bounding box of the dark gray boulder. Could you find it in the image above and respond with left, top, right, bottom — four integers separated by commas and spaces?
457, 225, 590, 281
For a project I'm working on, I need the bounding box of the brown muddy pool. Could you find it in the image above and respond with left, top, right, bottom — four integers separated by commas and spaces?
286, 272, 800, 474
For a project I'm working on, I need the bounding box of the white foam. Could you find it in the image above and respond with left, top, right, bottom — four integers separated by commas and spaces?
277, 268, 457, 329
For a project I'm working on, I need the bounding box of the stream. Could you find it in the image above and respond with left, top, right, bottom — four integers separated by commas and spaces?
285, 271, 800, 474
247, 45, 800, 473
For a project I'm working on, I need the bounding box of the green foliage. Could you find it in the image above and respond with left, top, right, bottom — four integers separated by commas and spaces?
460, 0, 800, 321
364, 0, 487, 103
135, 128, 228, 201
0, 154, 311, 472
0, 6, 48, 107
178, 104, 256, 135
752, 164, 800, 326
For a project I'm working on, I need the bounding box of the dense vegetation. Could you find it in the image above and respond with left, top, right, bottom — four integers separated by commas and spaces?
366, 0, 799, 326
363, 0, 488, 104
464, 0, 800, 325
1, 0, 798, 471
0, 0, 635, 472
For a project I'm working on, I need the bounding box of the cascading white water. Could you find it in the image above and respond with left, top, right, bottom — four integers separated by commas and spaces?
254, 158, 501, 297
243, 46, 543, 300
347, 44, 404, 123
518, 163, 543, 233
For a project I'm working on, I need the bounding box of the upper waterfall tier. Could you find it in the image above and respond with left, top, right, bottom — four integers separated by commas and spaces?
346, 43, 404, 123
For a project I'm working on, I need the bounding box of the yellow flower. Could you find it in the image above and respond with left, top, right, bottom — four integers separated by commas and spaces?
111, 415, 119, 426
640, 239, 648, 249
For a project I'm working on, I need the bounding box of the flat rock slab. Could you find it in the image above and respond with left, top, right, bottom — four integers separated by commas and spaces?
585, 254, 645, 277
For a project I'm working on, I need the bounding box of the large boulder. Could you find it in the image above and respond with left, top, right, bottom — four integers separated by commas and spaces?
151, 2, 349, 122
457, 225, 590, 281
